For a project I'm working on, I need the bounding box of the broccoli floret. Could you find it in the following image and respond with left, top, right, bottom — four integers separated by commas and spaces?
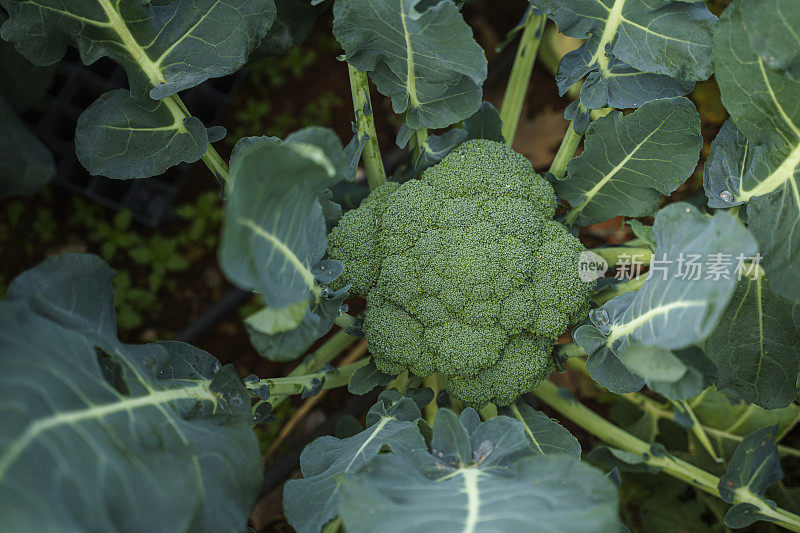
327, 139, 595, 406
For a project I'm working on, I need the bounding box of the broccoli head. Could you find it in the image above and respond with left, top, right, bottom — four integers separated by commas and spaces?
327, 139, 595, 406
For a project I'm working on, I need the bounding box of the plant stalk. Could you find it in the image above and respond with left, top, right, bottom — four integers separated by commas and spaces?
592, 246, 654, 267
591, 275, 647, 306
266, 330, 360, 409
533, 380, 800, 532
423, 373, 441, 424
499, 10, 546, 145
250, 359, 369, 398
348, 64, 387, 190
201, 144, 230, 186
548, 119, 581, 179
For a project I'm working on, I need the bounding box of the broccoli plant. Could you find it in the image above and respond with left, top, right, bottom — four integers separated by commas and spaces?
1, 0, 800, 532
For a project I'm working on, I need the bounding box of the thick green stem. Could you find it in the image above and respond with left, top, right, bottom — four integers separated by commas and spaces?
555, 343, 587, 358
548, 119, 581, 179
333, 312, 359, 332
499, 10, 546, 145
533, 380, 800, 532
411, 128, 431, 166
566, 356, 800, 460
592, 246, 654, 267
249, 359, 369, 397
348, 64, 387, 190
423, 373, 441, 424
592, 275, 647, 306
266, 330, 360, 409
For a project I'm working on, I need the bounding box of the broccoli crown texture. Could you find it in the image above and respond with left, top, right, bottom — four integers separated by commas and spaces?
327, 139, 595, 406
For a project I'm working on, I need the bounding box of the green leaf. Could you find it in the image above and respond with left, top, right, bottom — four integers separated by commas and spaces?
626, 219, 656, 250
533, 0, 716, 109
618, 344, 687, 383
558, 97, 702, 226
557, 37, 695, 110
719, 426, 783, 527
464, 101, 505, 143
333, 0, 487, 137
532, 0, 716, 79
703, 118, 764, 209
258, 0, 327, 56
338, 409, 618, 533
220, 136, 336, 309
501, 401, 582, 458
0, 14, 55, 112
690, 387, 800, 461
0, 96, 55, 200
283, 394, 426, 533
577, 203, 758, 393
0, 254, 261, 532
348, 358, 396, 395
244, 302, 331, 362
0, 0, 276, 99
705, 277, 800, 409
740, 0, 800, 81
713, 0, 800, 301
75, 89, 210, 179
646, 346, 715, 401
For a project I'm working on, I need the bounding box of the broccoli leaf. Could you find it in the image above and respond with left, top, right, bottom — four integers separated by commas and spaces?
739, 0, 800, 81
244, 303, 330, 362
558, 97, 702, 226
501, 401, 582, 458
713, 0, 800, 301
283, 393, 426, 533
333, 0, 487, 139
0, 96, 55, 200
532, 0, 716, 109
557, 38, 695, 110
464, 101, 505, 143
690, 387, 800, 461
576, 203, 757, 395
75, 89, 212, 179
705, 277, 800, 409
338, 408, 619, 533
221, 136, 337, 316
0, 254, 261, 532
222, 129, 359, 361
702, 118, 764, 209
258, 0, 327, 56
0, 0, 274, 180
348, 358, 396, 395
718, 426, 783, 528
0, 0, 275, 99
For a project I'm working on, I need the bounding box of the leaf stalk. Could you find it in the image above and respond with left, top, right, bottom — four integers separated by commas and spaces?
533, 380, 800, 532
348, 64, 387, 190
499, 10, 547, 145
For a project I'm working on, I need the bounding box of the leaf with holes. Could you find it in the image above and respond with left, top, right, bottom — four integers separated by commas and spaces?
0, 254, 261, 532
